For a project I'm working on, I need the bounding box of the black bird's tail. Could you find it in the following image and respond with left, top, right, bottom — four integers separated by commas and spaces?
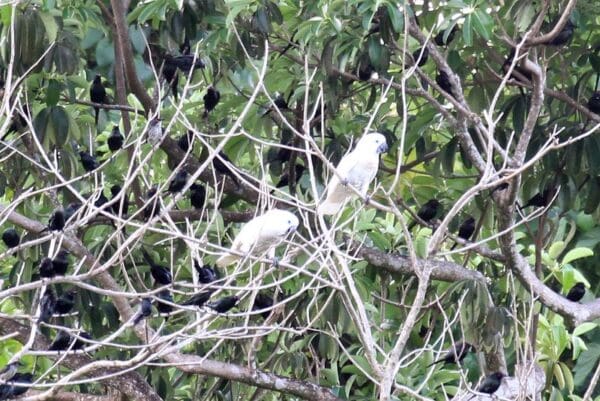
133, 312, 144, 325
94, 107, 99, 126
426, 359, 444, 368
407, 220, 417, 231
450, 242, 458, 250
141, 249, 154, 267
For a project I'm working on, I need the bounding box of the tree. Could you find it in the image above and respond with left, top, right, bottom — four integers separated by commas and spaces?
1, 0, 600, 400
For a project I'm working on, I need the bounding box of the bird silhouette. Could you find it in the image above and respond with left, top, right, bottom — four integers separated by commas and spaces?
90, 74, 107, 126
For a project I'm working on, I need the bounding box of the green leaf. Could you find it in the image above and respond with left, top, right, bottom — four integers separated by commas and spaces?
573, 323, 598, 337
38, 11, 58, 42
462, 15, 472, 47
561, 248, 594, 266
548, 241, 565, 260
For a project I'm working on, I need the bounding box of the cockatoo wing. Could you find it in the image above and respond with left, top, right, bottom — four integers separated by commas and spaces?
318, 150, 368, 215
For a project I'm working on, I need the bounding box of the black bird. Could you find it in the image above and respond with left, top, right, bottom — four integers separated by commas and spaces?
203, 86, 220, 117
94, 191, 108, 208
501, 48, 532, 83
252, 293, 274, 319
71, 332, 92, 350
0, 372, 33, 398
64, 203, 81, 223
133, 298, 153, 325
521, 187, 554, 209
207, 296, 239, 313
547, 19, 575, 46
141, 250, 172, 285
142, 186, 161, 220
46, 208, 66, 232
566, 282, 585, 302
110, 185, 129, 216
162, 57, 179, 100
180, 36, 191, 55
275, 164, 306, 190
165, 170, 189, 194
39, 288, 56, 324
39, 257, 55, 278
177, 130, 193, 152
79, 150, 99, 172
213, 151, 240, 187
409, 199, 441, 230
54, 289, 77, 315
0, 361, 20, 383
435, 25, 458, 46
451, 216, 476, 250
156, 290, 174, 315
48, 330, 72, 351
182, 290, 213, 307
357, 61, 375, 81
477, 372, 505, 394
274, 94, 288, 110
412, 47, 429, 67
588, 92, 600, 114
90, 74, 107, 126
428, 342, 473, 366
194, 261, 218, 283
189, 183, 206, 209
172, 54, 205, 73
1, 228, 19, 248
107, 125, 124, 151
436, 70, 455, 99
51, 250, 70, 275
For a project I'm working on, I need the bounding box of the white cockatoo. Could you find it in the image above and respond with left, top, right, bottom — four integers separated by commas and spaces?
216, 209, 300, 267
317, 132, 388, 215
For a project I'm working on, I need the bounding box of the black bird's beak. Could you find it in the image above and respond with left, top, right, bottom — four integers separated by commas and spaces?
378, 143, 389, 154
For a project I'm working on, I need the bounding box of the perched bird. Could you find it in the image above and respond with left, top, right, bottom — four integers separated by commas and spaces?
428, 342, 473, 367
194, 261, 218, 283
501, 48, 532, 83
1, 228, 19, 248
171, 54, 205, 73
0, 372, 33, 399
133, 298, 153, 325
162, 57, 179, 100
213, 151, 240, 187
64, 203, 81, 223
90, 74, 107, 126
107, 125, 124, 151
451, 216, 476, 250
521, 187, 554, 209
110, 185, 129, 216
317, 133, 388, 215
146, 117, 164, 146
156, 290, 174, 315
71, 332, 92, 350
216, 209, 300, 267
79, 150, 99, 172
546, 19, 575, 46
273, 94, 288, 110
566, 282, 585, 302
189, 183, 206, 209
177, 130, 193, 152
408, 199, 441, 230
203, 86, 220, 117
54, 289, 77, 315
357, 61, 375, 81
274, 164, 306, 190
435, 25, 459, 46
46, 208, 66, 232
477, 372, 505, 394
142, 186, 161, 220
48, 330, 72, 351
207, 295, 239, 313
412, 47, 429, 67
588, 92, 600, 114
252, 293, 274, 319
39, 257, 55, 278
436, 70, 455, 99
165, 170, 189, 194
94, 191, 108, 208
51, 250, 70, 275
0, 361, 21, 383
39, 287, 56, 324
182, 290, 213, 307
141, 250, 172, 285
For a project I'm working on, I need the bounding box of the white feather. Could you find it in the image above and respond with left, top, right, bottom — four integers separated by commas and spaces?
318, 132, 388, 215
216, 209, 299, 267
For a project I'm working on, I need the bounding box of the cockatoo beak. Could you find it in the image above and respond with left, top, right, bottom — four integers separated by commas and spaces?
378, 143, 389, 154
